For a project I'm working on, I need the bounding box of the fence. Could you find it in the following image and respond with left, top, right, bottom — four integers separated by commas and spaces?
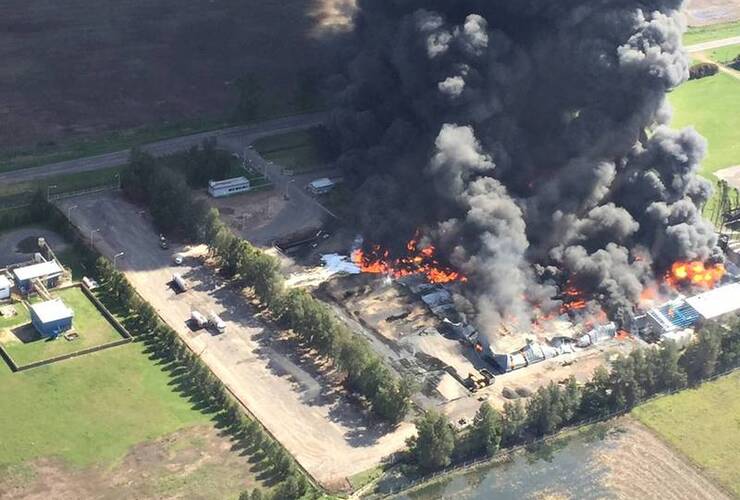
48, 181, 119, 202
0, 283, 132, 372
377, 365, 740, 499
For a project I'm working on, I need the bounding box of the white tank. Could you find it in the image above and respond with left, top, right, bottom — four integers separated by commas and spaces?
191, 310, 207, 328
208, 312, 226, 333
173, 274, 188, 292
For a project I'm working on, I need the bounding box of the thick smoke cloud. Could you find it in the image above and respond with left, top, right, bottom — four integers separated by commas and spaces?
329, 0, 719, 349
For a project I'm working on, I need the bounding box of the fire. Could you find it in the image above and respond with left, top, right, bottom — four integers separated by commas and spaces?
560, 285, 588, 315
665, 261, 725, 289
351, 233, 467, 284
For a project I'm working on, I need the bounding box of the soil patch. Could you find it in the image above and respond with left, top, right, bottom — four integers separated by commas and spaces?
0, 425, 260, 500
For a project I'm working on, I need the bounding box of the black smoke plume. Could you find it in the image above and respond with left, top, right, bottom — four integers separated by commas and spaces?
328, 0, 720, 348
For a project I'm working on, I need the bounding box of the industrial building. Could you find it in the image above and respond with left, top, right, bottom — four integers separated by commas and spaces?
635, 282, 740, 341
208, 177, 250, 198
29, 299, 74, 338
0, 275, 10, 300
12, 260, 63, 295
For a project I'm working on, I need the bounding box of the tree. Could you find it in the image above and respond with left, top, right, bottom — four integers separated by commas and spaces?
609, 355, 644, 410
681, 327, 721, 385
579, 366, 611, 419
372, 377, 412, 424
472, 402, 502, 457
719, 320, 740, 371
501, 400, 526, 446
408, 411, 456, 471
560, 376, 581, 424
655, 341, 687, 392
526, 384, 562, 436
272, 473, 307, 500
250, 490, 263, 500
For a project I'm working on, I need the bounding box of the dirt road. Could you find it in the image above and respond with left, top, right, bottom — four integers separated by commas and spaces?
56, 192, 413, 491
0, 112, 326, 184
685, 35, 740, 53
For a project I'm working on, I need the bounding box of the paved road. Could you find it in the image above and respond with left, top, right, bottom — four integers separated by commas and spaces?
0, 112, 327, 185
685, 35, 740, 53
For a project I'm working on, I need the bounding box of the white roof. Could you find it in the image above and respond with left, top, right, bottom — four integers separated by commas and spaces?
30, 299, 73, 324
13, 261, 63, 281
310, 177, 335, 188
209, 177, 249, 189
0, 275, 10, 289
686, 283, 740, 320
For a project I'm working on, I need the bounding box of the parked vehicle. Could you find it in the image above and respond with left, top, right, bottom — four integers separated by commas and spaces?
191, 310, 207, 329
172, 273, 188, 292
208, 312, 226, 334
173, 253, 184, 265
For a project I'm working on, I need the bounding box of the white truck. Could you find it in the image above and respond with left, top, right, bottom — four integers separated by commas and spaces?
208, 312, 226, 334
191, 310, 207, 329
172, 273, 188, 292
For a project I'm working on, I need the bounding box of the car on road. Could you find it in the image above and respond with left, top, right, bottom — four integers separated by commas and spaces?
159, 234, 169, 250
173, 253, 184, 265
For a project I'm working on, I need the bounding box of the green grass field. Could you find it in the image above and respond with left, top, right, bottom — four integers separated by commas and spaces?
0, 303, 30, 330
1, 287, 124, 366
0, 342, 210, 467
0, 166, 124, 210
633, 371, 740, 497
668, 72, 740, 178
253, 127, 333, 174
707, 44, 740, 64
684, 20, 740, 46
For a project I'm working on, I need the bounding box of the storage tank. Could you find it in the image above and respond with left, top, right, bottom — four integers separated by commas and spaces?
172, 273, 188, 292
191, 310, 207, 329
208, 312, 226, 333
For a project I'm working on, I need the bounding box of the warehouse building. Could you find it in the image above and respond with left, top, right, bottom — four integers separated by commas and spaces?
13, 260, 63, 295
30, 299, 74, 338
636, 282, 740, 340
208, 177, 250, 198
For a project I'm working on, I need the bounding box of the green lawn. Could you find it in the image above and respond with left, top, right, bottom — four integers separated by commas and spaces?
1, 287, 124, 366
668, 72, 740, 178
707, 44, 740, 65
632, 371, 740, 497
0, 303, 30, 330
0, 117, 231, 174
0, 166, 124, 209
684, 20, 740, 46
0, 341, 210, 467
253, 127, 333, 174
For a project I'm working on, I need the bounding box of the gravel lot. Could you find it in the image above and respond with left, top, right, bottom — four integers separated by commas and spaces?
56, 192, 414, 490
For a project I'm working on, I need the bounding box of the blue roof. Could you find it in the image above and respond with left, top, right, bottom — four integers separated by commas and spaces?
658, 302, 701, 329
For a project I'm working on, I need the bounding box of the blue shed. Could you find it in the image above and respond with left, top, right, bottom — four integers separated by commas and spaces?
13, 261, 64, 295
30, 299, 74, 338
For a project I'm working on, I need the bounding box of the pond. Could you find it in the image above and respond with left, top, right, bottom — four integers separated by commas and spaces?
395, 425, 621, 500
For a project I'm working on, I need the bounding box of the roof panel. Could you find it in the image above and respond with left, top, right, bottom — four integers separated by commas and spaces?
685, 283, 740, 320
13, 261, 63, 281
30, 299, 73, 324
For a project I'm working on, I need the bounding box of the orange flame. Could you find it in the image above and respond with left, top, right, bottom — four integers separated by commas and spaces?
559, 285, 589, 315
351, 233, 467, 284
665, 261, 725, 289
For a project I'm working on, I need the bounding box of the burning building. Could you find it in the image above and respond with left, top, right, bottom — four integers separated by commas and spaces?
329, 1, 722, 352
633, 282, 740, 342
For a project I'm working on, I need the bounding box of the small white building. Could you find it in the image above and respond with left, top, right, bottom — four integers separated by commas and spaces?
308, 177, 336, 195
13, 260, 64, 295
208, 177, 250, 198
0, 275, 11, 300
